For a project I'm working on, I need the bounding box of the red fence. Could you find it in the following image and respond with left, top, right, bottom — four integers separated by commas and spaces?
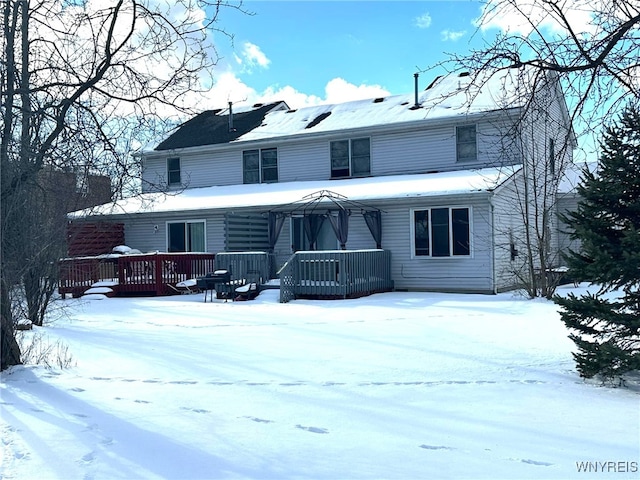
59, 252, 215, 298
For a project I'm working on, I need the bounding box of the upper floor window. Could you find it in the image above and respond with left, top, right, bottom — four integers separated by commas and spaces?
243, 148, 278, 184
167, 157, 181, 186
330, 138, 370, 178
167, 220, 205, 252
456, 125, 477, 163
412, 207, 471, 257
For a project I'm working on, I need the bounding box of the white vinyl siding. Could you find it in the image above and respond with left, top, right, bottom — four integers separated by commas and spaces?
121, 212, 226, 254
278, 140, 328, 181
140, 114, 523, 192
382, 199, 494, 293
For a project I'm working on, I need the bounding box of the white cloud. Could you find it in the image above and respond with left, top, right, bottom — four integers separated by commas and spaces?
323, 78, 390, 105
237, 42, 271, 71
414, 12, 432, 29
200, 72, 390, 111
476, 0, 597, 36
441, 29, 467, 41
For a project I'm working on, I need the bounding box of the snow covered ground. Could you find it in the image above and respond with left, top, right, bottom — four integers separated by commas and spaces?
1, 284, 638, 479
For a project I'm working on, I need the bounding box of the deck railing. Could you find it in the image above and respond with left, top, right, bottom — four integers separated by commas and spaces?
214, 251, 274, 284
59, 252, 215, 297
278, 249, 393, 303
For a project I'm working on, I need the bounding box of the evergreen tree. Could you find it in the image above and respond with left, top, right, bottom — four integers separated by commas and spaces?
554, 105, 640, 381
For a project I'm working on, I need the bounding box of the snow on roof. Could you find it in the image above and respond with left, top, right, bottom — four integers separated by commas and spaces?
70, 167, 519, 219
236, 68, 532, 142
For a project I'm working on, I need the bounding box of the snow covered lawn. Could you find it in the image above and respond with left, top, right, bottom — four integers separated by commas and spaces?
1, 285, 638, 479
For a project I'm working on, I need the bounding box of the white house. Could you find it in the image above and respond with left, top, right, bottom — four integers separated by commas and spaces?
70, 66, 575, 295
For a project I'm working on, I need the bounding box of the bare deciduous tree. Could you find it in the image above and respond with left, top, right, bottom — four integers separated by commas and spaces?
1, 0, 246, 370
452, 0, 639, 142
424, 0, 638, 298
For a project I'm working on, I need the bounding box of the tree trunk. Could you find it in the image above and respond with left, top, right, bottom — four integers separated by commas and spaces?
1, 284, 22, 370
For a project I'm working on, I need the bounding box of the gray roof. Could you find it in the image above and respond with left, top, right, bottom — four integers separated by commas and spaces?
155, 102, 288, 150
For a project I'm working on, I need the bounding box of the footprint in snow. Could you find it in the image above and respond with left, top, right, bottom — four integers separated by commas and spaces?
79, 451, 95, 463
419, 444, 455, 451
99, 437, 114, 446
180, 407, 210, 414
519, 458, 554, 466
243, 416, 274, 424
296, 425, 329, 434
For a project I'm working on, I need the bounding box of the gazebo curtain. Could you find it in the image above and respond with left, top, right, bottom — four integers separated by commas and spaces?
328, 209, 350, 249
303, 214, 325, 250
267, 190, 381, 252
363, 210, 382, 249
268, 212, 286, 251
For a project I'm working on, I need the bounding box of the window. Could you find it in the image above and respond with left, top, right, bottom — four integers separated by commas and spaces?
167, 157, 181, 186
167, 220, 205, 252
330, 138, 370, 178
548, 138, 555, 175
243, 148, 278, 184
456, 125, 477, 163
412, 207, 470, 257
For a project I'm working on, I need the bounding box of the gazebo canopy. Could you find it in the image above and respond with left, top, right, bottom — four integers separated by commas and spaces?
265, 190, 383, 250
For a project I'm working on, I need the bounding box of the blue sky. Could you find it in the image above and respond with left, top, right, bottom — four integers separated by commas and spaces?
205, 1, 492, 109
191, 0, 608, 163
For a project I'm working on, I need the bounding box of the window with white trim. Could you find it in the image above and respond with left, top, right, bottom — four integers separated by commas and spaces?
412, 207, 471, 257
167, 157, 181, 186
456, 125, 477, 163
167, 220, 206, 252
330, 138, 370, 178
243, 148, 278, 184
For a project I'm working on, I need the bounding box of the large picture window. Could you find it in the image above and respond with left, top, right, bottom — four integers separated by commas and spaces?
243, 148, 278, 184
167, 157, 181, 186
330, 138, 370, 178
456, 125, 477, 163
412, 207, 470, 257
167, 220, 205, 252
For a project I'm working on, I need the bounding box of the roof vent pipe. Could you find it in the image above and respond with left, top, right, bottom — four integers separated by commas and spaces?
414, 73, 419, 108
228, 101, 236, 132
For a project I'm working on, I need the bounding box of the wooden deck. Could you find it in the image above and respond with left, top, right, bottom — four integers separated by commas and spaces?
58, 252, 215, 297
278, 250, 394, 303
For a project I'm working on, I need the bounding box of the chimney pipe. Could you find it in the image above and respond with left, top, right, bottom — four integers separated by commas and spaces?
414, 73, 419, 108
228, 101, 235, 132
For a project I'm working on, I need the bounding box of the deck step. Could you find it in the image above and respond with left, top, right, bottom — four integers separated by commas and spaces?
82, 286, 115, 298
